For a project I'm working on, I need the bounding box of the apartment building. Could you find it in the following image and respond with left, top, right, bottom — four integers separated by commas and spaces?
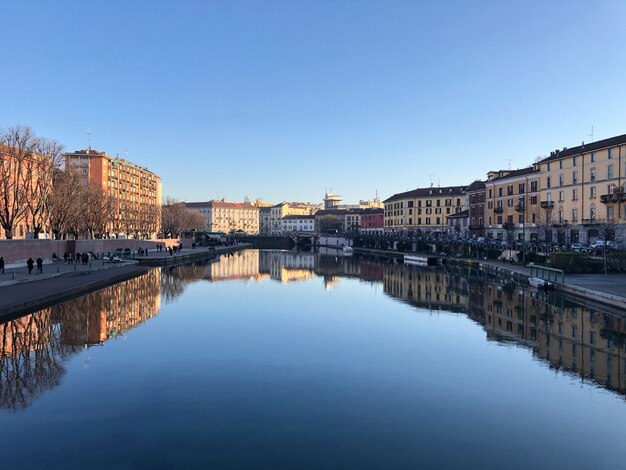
537, 133, 626, 244
360, 208, 384, 235
185, 200, 260, 234
383, 186, 467, 235
270, 202, 319, 234
466, 180, 486, 238
484, 166, 540, 241
280, 215, 315, 233
64, 149, 162, 238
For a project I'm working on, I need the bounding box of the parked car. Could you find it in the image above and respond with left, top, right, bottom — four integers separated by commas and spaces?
570, 243, 590, 254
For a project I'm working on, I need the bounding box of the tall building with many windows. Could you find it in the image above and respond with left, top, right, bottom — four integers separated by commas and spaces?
537, 134, 626, 244
64, 149, 162, 238
185, 200, 260, 234
383, 186, 467, 235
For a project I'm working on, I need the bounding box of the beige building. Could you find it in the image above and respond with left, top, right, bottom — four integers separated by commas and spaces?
383, 186, 467, 235
270, 202, 320, 235
185, 200, 260, 234
537, 133, 626, 244
484, 166, 541, 241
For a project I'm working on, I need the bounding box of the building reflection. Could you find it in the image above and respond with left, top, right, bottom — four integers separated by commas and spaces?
2, 250, 625, 411
0, 269, 161, 410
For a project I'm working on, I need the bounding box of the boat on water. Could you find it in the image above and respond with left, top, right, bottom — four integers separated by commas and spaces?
528, 277, 553, 289
404, 254, 428, 266
342, 246, 354, 254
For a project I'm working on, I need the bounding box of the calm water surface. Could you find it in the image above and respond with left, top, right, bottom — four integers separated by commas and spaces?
1, 249, 626, 469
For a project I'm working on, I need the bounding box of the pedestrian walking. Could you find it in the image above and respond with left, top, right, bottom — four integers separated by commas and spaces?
63, 252, 69, 264
75, 252, 81, 264
0, 256, 4, 274
36, 257, 43, 274
27, 257, 34, 274
82, 252, 89, 265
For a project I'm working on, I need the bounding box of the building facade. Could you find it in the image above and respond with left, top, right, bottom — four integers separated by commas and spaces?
383, 186, 467, 235
64, 149, 162, 239
270, 202, 319, 235
185, 201, 260, 234
360, 208, 384, 235
466, 180, 486, 238
537, 134, 626, 244
446, 209, 469, 238
484, 167, 540, 241
280, 215, 315, 233
259, 207, 272, 235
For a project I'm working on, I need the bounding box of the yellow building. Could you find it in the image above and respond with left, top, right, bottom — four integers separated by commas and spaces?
270, 202, 320, 234
484, 166, 540, 241
537, 133, 626, 244
383, 186, 467, 235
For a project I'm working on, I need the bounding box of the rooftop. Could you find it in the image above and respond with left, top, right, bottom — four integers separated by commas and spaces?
539, 132, 626, 164
384, 185, 466, 203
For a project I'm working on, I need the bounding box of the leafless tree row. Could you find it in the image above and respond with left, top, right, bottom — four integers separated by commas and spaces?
161, 196, 206, 238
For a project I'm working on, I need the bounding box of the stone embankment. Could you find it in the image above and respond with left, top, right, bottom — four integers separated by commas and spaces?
0, 244, 250, 319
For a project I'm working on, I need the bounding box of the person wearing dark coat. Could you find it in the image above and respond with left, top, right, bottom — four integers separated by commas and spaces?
0, 256, 4, 274
27, 258, 34, 274
36, 257, 43, 274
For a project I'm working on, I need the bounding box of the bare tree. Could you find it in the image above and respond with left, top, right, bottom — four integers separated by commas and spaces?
0, 127, 37, 238
161, 197, 205, 238
48, 169, 83, 239
26, 137, 64, 238
83, 185, 118, 239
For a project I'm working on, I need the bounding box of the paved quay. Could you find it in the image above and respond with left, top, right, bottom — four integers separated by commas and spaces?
0, 245, 245, 319
356, 248, 626, 310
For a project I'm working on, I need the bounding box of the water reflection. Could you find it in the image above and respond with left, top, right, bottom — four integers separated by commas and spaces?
2, 249, 626, 412
0, 269, 161, 410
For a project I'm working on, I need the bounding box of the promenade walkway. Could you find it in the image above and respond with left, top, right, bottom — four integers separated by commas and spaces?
0, 245, 242, 318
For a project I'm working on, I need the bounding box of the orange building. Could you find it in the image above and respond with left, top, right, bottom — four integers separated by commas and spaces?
64, 149, 162, 238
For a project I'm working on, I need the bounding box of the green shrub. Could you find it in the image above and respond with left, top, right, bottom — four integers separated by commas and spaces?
548, 252, 604, 274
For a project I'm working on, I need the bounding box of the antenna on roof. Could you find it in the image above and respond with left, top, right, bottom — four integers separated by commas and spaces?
428, 175, 434, 187
86, 129, 92, 150
505, 159, 513, 170
587, 125, 594, 143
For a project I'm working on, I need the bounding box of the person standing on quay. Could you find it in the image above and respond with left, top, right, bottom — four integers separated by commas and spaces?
27, 257, 34, 274
36, 257, 43, 274
0, 256, 4, 274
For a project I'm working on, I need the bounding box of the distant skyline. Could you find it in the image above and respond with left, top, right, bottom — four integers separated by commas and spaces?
2, 0, 626, 204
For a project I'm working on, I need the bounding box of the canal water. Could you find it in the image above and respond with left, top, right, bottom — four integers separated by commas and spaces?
1, 249, 626, 469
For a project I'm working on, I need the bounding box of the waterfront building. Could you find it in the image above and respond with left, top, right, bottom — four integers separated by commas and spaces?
270, 202, 319, 235
184, 200, 260, 234
259, 207, 272, 235
343, 208, 365, 233
383, 186, 467, 236
314, 209, 345, 234
484, 166, 540, 241
466, 180, 486, 238
280, 215, 315, 233
64, 149, 162, 239
536, 133, 626, 244
359, 208, 384, 235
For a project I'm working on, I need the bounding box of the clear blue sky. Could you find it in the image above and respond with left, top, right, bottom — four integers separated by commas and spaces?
2, 0, 625, 204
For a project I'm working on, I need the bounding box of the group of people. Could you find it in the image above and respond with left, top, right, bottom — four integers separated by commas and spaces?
26, 257, 44, 274
60, 251, 91, 265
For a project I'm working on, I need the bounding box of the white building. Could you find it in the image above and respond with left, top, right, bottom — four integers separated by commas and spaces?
185, 201, 260, 234
280, 215, 316, 234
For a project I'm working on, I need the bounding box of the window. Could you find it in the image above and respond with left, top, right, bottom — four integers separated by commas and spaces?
530, 181, 538, 192
559, 160, 563, 169
590, 168, 596, 182
590, 204, 596, 220
558, 209, 564, 224
498, 188, 503, 197
591, 152, 596, 162
608, 164, 614, 179
518, 183, 525, 194
572, 208, 578, 221
547, 162, 551, 171
572, 189, 578, 200
608, 148, 614, 159
558, 191, 564, 202
546, 177, 551, 188
572, 171, 578, 185
590, 186, 596, 198
531, 213, 536, 224
572, 156, 577, 167
559, 174, 564, 186
507, 198, 513, 207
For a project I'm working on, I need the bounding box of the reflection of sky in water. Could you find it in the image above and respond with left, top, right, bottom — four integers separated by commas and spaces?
1, 250, 626, 469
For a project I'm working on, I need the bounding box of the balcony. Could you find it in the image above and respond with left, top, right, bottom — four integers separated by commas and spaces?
581, 218, 598, 226
600, 191, 626, 204
540, 201, 554, 209
502, 222, 515, 231
494, 207, 504, 213
514, 203, 525, 212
